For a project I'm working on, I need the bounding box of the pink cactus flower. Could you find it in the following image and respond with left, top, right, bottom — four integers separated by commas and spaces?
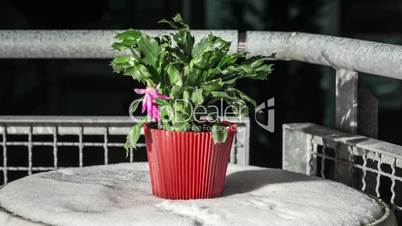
134, 85, 169, 121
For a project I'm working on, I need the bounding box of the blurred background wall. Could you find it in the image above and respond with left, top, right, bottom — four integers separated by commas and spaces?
0, 0, 401, 168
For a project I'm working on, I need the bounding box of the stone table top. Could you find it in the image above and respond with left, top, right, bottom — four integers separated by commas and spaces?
0, 163, 394, 226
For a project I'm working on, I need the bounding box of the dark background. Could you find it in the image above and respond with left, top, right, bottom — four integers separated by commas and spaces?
0, 0, 401, 168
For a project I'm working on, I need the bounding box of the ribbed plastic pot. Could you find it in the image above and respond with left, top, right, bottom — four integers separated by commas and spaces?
144, 122, 237, 200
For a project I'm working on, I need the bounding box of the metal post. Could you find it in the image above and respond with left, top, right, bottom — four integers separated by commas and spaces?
283, 123, 316, 175
233, 119, 250, 166
78, 127, 83, 167
358, 86, 378, 138
335, 69, 358, 133
335, 69, 358, 186
27, 126, 33, 175
334, 69, 378, 186
103, 127, 109, 165
52, 127, 58, 169
1, 126, 7, 184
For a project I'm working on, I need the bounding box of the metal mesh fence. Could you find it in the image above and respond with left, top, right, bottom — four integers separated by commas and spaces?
283, 123, 402, 222
0, 116, 249, 185
305, 134, 402, 221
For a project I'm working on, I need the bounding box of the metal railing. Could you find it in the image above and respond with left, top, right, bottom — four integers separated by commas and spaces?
283, 123, 402, 219
0, 116, 250, 184
2, 30, 401, 136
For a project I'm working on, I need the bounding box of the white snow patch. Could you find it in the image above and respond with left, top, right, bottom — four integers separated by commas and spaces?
0, 163, 383, 226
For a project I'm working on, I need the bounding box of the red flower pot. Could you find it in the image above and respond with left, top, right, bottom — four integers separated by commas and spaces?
144, 122, 237, 199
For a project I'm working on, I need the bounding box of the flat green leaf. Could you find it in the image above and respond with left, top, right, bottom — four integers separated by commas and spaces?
210, 91, 237, 102
191, 88, 204, 105
165, 46, 190, 64
130, 98, 143, 113
169, 86, 182, 98
206, 68, 221, 79
188, 50, 222, 84
159, 19, 179, 29
192, 34, 230, 59
159, 13, 189, 30
136, 34, 161, 68
211, 124, 228, 144
156, 49, 170, 75
202, 79, 224, 92
160, 105, 173, 123
155, 98, 169, 106
217, 53, 246, 68
228, 88, 257, 108
111, 55, 136, 73
173, 30, 194, 58
173, 100, 186, 113
112, 29, 141, 51
115, 29, 141, 41
222, 78, 237, 87
167, 64, 182, 86
250, 58, 265, 68
113, 55, 132, 64
112, 42, 130, 51
124, 123, 144, 156
183, 90, 190, 103
124, 63, 152, 80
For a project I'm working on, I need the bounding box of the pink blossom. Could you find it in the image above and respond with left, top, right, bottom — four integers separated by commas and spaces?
134, 85, 169, 121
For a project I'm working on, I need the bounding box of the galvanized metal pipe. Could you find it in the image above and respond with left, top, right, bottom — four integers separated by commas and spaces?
1, 30, 402, 80
247, 31, 402, 80
0, 30, 238, 58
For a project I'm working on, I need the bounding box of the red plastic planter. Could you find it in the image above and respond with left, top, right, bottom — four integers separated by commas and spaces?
144, 122, 237, 200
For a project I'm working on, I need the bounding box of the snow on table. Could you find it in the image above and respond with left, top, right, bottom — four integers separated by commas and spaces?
0, 163, 386, 226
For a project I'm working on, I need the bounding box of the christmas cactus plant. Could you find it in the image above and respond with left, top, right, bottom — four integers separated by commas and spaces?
111, 14, 272, 152
111, 13, 273, 199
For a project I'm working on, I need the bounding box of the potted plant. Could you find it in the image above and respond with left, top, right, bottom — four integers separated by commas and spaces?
111, 14, 272, 199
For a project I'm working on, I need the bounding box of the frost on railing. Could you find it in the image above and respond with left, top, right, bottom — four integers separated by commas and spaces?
0, 116, 249, 184
283, 123, 402, 220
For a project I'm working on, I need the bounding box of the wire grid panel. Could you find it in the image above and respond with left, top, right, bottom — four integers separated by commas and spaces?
283, 123, 402, 221
312, 143, 402, 211
0, 116, 249, 185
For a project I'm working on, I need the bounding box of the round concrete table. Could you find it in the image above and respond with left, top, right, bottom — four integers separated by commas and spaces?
0, 163, 396, 226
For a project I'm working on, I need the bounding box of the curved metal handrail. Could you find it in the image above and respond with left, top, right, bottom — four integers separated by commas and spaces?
1, 30, 401, 80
